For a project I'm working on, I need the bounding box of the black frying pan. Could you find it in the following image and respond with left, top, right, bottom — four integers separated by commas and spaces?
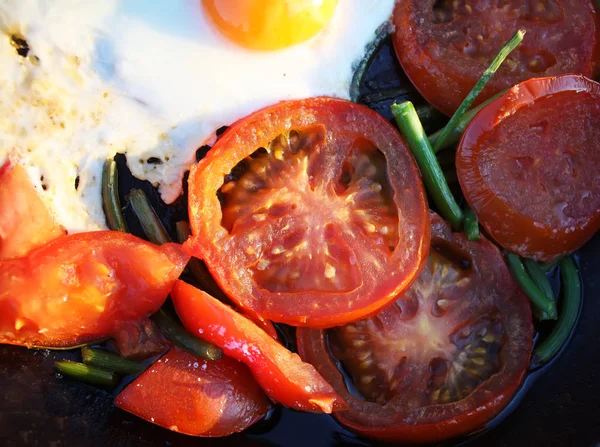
1, 38, 598, 447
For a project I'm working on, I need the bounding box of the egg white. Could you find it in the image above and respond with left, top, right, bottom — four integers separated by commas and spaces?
0, 0, 395, 233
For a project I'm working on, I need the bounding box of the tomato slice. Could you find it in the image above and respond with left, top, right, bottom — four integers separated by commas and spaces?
187, 97, 429, 327
0, 162, 66, 260
0, 231, 189, 348
171, 280, 347, 413
296, 213, 534, 444
392, 0, 600, 116
457, 74, 600, 261
115, 347, 271, 437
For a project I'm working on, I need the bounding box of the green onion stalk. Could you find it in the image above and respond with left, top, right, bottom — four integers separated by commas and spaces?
533, 257, 581, 365
463, 206, 480, 241
392, 101, 463, 230
151, 308, 223, 361
431, 30, 525, 152
55, 361, 119, 387
101, 159, 128, 232
506, 253, 557, 320
127, 189, 171, 245
81, 347, 143, 375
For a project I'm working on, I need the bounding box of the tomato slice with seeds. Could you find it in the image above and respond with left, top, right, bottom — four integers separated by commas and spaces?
187, 97, 429, 327
0, 162, 66, 260
457, 74, 600, 261
392, 0, 600, 116
116, 347, 271, 437
0, 231, 188, 348
297, 213, 534, 444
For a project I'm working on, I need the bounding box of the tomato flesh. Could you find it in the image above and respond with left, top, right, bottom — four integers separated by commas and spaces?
116, 347, 271, 437
187, 97, 429, 327
171, 280, 347, 413
457, 74, 600, 261
0, 231, 189, 348
393, 0, 600, 115
297, 213, 534, 444
0, 162, 66, 260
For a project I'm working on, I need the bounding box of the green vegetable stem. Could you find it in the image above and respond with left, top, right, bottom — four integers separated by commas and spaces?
392, 101, 463, 230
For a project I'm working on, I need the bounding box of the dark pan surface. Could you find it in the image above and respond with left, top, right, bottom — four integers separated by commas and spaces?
1, 38, 599, 447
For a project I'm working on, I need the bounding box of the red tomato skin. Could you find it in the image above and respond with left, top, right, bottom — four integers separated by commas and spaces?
171, 280, 347, 413
0, 231, 189, 348
186, 97, 429, 328
115, 347, 271, 437
457, 74, 600, 261
0, 162, 66, 260
393, 0, 600, 116
297, 213, 534, 444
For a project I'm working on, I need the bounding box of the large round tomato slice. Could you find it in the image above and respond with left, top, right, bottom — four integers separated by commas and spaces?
0, 162, 66, 260
187, 97, 429, 327
457, 74, 600, 261
392, 0, 600, 116
0, 231, 188, 348
297, 213, 534, 444
116, 347, 271, 437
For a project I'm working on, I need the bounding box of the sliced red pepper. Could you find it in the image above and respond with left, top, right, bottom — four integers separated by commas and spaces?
242, 309, 279, 342
171, 280, 347, 413
116, 347, 271, 437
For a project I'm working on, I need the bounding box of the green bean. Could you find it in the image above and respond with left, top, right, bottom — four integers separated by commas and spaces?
391, 101, 463, 230
81, 347, 142, 375
523, 258, 556, 320
428, 90, 507, 151
54, 361, 118, 387
127, 189, 171, 245
533, 257, 581, 365
463, 206, 480, 241
540, 257, 562, 273
523, 259, 555, 300
175, 220, 192, 245
151, 308, 223, 361
506, 253, 557, 320
432, 30, 525, 152
101, 159, 128, 232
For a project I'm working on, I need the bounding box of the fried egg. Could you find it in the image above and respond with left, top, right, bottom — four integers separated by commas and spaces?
0, 0, 395, 233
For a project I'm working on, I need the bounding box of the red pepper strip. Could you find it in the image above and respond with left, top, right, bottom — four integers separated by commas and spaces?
171, 280, 347, 413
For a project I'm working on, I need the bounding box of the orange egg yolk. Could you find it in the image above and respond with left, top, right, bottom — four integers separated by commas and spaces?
202, 0, 339, 50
